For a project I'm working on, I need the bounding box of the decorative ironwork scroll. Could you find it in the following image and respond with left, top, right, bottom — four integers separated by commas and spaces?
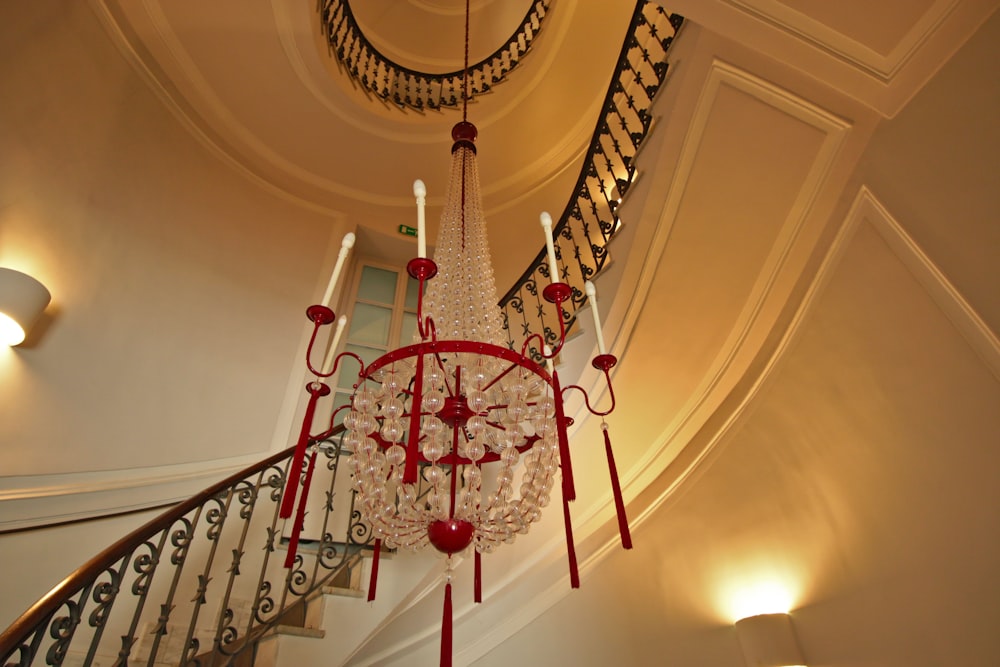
318, 0, 550, 111
0, 432, 370, 667
499, 2, 684, 362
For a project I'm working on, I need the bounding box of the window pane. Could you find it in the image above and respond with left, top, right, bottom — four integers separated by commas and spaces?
346, 343, 383, 369
358, 266, 398, 304
401, 311, 418, 345
349, 303, 391, 346
405, 275, 421, 310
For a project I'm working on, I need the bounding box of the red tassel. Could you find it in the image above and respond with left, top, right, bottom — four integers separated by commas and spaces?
284, 449, 317, 568
562, 484, 580, 588
603, 424, 632, 549
280, 383, 326, 518
441, 581, 453, 667
474, 550, 482, 603
367, 539, 382, 602
552, 371, 576, 502
403, 355, 425, 484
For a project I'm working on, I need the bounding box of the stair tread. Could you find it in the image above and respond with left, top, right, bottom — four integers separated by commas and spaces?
322, 585, 366, 598
274, 624, 325, 639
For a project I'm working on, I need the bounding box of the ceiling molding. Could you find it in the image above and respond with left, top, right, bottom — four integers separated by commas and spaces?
666, 0, 999, 117
720, 0, 962, 82
853, 188, 1000, 380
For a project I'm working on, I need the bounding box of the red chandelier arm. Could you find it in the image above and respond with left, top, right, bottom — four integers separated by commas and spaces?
315, 403, 354, 441
521, 282, 572, 360
279, 381, 331, 519
303, 306, 336, 376
560, 354, 619, 418
421, 315, 438, 347
408, 257, 438, 343
315, 350, 366, 381
478, 358, 520, 394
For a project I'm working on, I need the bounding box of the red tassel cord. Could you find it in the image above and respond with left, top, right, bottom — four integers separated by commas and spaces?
367, 538, 382, 602
561, 482, 580, 588
284, 449, 317, 568
441, 579, 453, 667
474, 549, 482, 603
280, 382, 328, 518
552, 370, 576, 502
602, 423, 632, 549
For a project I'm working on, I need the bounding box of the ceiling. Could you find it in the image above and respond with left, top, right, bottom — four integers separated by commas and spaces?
93, 0, 639, 288
1, 0, 998, 664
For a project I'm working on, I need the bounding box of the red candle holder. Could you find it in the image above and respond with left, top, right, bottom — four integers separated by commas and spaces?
306, 304, 336, 325
407, 257, 438, 281
542, 282, 571, 304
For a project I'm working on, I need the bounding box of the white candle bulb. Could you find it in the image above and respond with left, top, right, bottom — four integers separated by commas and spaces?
321, 233, 356, 308
320, 315, 348, 375
544, 344, 554, 374
584, 280, 607, 355
539, 212, 559, 282
414, 179, 427, 259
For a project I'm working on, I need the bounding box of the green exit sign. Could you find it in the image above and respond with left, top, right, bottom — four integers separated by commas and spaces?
398, 224, 418, 237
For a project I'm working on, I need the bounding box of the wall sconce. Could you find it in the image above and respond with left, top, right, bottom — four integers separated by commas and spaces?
0, 267, 51, 346
735, 613, 806, 667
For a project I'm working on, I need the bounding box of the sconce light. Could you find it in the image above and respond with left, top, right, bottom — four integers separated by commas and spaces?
735, 613, 806, 667
0, 267, 51, 346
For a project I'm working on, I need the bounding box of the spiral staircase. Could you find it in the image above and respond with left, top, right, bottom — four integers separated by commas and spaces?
2, 0, 999, 665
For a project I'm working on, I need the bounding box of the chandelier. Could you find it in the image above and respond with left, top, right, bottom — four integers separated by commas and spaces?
279, 3, 631, 664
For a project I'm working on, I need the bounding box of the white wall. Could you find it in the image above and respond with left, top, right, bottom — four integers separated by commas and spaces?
468, 10, 1000, 667
0, 0, 350, 622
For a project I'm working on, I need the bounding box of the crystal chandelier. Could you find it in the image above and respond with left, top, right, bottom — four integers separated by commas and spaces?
279, 4, 631, 664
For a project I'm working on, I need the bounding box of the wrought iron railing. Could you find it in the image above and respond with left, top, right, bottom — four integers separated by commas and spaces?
0, 431, 371, 667
499, 2, 684, 361
318, 0, 550, 111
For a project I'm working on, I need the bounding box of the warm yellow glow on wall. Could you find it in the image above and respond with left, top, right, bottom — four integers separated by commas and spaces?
713, 562, 803, 624
727, 579, 795, 620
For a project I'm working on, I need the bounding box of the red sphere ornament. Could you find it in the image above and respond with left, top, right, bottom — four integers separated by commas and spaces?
451, 121, 478, 154
427, 519, 475, 554
451, 121, 477, 142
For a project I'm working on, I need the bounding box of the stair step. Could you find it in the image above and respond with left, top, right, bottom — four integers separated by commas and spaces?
322, 585, 365, 598
274, 625, 325, 639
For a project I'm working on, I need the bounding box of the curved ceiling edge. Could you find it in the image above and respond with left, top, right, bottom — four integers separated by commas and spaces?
273, 0, 587, 143
92, 0, 370, 216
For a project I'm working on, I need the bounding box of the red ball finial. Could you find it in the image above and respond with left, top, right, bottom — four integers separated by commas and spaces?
451, 121, 478, 143
428, 519, 475, 554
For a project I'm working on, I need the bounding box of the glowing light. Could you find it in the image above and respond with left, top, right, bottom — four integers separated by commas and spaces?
726, 579, 796, 623
0, 312, 26, 346
0, 268, 51, 346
